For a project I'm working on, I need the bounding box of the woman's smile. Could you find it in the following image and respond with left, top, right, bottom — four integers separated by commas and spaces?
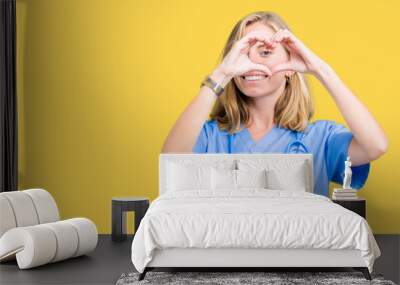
240, 70, 270, 83
241, 74, 270, 83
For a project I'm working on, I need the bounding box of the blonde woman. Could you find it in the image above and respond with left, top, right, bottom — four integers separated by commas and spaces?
161, 11, 388, 197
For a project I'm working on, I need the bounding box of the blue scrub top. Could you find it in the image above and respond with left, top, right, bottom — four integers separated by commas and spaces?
192, 119, 370, 197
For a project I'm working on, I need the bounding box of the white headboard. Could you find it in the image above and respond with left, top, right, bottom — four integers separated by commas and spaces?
159, 153, 313, 195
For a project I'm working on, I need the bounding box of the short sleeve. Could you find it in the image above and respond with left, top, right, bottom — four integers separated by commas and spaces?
324, 120, 370, 189
192, 119, 213, 153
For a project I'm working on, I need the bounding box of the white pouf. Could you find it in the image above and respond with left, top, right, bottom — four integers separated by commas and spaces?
0, 189, 98, 269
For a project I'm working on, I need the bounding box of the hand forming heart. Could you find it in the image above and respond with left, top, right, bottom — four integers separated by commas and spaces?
217, 29, 326, 80
218, 30, 274, 78
265, 28, 326, 76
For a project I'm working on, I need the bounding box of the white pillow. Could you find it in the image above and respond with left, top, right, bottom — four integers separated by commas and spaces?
236, 169, 267, 188
211, 168, 268, 190
266, 168, 307, 191
237, 158, 309, 192
167, 162, 212, 191
211, 168, 236, 190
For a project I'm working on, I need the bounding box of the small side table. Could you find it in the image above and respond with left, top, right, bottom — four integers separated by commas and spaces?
112, 197, 149, 242
332, 197, 366, 219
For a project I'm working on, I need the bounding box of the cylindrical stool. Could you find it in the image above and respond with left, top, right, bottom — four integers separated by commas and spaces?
111, 197, 149, 242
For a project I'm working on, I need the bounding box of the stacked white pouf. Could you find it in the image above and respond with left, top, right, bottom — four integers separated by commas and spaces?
0, 188, 98, 269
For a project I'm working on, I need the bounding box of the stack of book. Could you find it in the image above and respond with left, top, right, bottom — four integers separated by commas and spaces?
332, 188, 358, 200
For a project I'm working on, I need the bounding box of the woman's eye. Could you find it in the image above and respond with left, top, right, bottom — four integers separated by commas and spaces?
260, 50, 272, 56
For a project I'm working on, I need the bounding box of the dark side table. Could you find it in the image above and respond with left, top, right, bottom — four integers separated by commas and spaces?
112, 197, 149, 242
332, 197, 366, 219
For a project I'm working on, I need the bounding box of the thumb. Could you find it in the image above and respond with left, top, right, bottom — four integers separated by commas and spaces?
250, 63, 272, 76
270, 62, 293, 74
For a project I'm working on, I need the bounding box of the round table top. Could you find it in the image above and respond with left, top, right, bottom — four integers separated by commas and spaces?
112, 197, 149, 202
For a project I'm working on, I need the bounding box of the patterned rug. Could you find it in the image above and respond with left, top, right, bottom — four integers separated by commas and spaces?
116, 271, 397, 285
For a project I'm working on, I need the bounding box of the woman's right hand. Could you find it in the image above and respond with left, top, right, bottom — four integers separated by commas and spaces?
217, 31, 274, 78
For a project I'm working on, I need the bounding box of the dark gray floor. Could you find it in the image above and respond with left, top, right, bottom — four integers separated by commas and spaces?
0, 235, 136, 285
374, 235, 400, 284
0, 234, 398, 285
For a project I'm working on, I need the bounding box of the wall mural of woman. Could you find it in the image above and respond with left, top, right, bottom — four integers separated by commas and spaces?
161, 11, 388, 197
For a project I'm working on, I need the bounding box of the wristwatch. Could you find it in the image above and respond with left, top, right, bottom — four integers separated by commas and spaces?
200, 75, 224, 97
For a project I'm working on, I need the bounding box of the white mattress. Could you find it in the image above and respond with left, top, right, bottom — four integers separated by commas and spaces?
131, 189, 381, 273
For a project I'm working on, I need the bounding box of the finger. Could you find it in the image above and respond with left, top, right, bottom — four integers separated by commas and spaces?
246, 34, 272, 47
271, 28, 287, 42
240, 42, 253, 55
253, 40, 274, 48
250, 63, 272, 76
274, 33, 293, 45
270, 62, 294, 74
244, 31, 276, 49
237, 37, 260, 54
274, 30, 315, 63
272, 29, 305, 50
238, 31, 271, 49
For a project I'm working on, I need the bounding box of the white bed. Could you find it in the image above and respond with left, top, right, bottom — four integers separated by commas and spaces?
131, 153, 380, 281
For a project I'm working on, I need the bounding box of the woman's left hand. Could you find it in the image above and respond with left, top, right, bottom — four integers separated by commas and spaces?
267, 28, 327, 76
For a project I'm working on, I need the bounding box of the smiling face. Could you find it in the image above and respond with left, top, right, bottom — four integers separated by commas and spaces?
233, 21, 291, 98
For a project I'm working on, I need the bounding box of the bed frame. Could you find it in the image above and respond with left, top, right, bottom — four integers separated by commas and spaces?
138, 153, 372, 281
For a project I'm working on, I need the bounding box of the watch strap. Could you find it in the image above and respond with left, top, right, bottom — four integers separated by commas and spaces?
200, 75, 224, 97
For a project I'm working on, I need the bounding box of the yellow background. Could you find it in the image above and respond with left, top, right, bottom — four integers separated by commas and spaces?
16, 0, 399, 234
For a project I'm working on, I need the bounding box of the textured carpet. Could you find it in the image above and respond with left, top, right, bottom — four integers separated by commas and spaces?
116, 271, 397, 285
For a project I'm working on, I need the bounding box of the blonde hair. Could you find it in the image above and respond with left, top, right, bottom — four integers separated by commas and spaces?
210, 11, 314, 134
